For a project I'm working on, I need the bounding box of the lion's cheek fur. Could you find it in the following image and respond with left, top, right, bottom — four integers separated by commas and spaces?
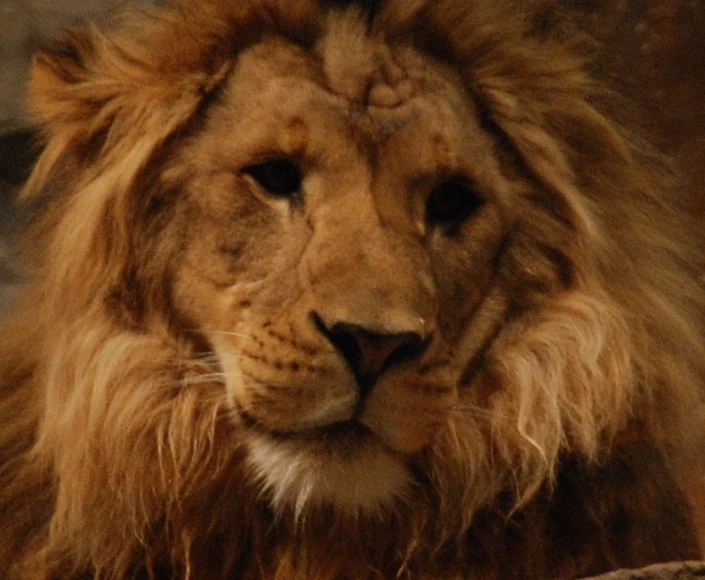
471, 292, 635, 496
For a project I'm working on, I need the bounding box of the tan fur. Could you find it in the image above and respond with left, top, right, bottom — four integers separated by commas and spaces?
1, 1, 704, 578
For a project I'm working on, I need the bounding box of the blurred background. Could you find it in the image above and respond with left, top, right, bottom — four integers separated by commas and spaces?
0, 0, 703, 311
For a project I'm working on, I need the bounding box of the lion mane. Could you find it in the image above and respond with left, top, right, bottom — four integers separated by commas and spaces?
1, 0, 704, 578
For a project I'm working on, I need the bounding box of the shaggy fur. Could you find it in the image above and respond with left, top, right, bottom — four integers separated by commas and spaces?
1, 0, 704, 578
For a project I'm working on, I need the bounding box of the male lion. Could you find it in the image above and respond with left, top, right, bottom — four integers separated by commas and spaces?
1, 0, 704, 578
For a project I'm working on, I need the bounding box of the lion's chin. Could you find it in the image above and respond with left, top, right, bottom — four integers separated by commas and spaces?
245, 424, 411, 517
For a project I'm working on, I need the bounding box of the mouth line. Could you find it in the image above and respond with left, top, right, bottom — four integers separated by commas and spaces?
272, 419, 372, 442
237, 405, 372, 443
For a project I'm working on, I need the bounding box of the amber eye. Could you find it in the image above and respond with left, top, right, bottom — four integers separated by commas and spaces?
426, 180, 484, 231
244, 159, 303, 198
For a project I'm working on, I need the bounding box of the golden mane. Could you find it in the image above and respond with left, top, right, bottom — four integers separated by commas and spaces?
1, 1, 703, 578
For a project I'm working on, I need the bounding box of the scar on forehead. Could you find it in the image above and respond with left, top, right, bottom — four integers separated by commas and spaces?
431, 133, 458, 170
280, 118, 309, 157
319, 9, 413, 108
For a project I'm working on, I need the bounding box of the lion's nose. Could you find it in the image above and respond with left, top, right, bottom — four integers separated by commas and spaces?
313, 314, 428, 399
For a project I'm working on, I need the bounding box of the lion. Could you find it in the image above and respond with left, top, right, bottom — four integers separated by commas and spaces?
0, 0, 704, 578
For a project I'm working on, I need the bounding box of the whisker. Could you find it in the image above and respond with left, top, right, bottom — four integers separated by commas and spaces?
180, 373, 229, 386
203, 329, 256, 341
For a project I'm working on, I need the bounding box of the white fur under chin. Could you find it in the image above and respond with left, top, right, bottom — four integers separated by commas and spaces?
246, 432, 411, 519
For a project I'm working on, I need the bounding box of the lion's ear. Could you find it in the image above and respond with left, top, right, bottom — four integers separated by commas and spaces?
29, 32, 101, 131
25, 28, 230, 197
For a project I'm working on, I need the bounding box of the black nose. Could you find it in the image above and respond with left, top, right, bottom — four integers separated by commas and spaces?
313, 314, 427, 400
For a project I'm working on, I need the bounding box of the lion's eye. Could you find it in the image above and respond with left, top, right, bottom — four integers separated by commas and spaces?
244, 159, 303, 198
426, 180, 484, 231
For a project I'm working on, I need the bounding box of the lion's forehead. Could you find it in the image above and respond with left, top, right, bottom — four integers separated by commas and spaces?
211, 34, 478, 175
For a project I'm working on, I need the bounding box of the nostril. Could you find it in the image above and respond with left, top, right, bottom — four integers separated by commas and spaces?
312, 313, 428, 397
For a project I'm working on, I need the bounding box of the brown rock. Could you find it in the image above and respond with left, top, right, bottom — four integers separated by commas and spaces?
586, 561, 705, 579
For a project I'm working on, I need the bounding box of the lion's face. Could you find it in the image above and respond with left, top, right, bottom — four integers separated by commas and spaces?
11, 2, 705, 576
19, 5, 664, 565
167, 30, 512, 512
